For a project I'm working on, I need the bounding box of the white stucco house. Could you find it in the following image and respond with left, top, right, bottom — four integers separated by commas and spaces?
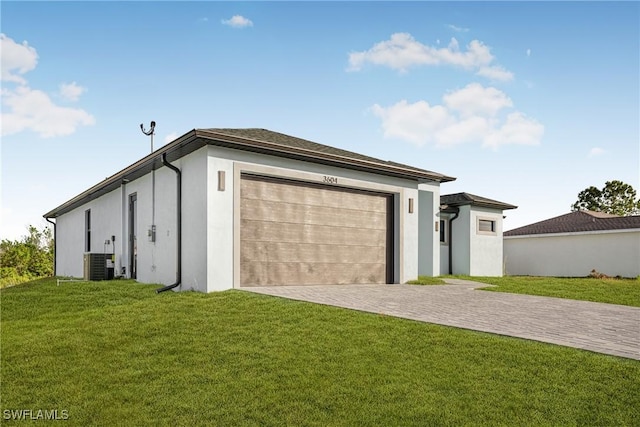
504, 210, 640, 278
44, 128, 515, 292
439, 193, 517, 276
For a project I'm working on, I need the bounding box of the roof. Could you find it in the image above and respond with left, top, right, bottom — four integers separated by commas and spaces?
440, 192, 517, 211
504, 210, 640, 236
44, 128, 455, 218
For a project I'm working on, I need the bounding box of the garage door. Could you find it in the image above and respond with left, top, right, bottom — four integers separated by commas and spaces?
240, 174, 393, 286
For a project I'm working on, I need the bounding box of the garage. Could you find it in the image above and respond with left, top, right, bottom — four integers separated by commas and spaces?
240, 173, 394, 286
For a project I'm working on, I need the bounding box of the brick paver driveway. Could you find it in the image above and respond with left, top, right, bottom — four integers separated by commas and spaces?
244, 279, 640, 360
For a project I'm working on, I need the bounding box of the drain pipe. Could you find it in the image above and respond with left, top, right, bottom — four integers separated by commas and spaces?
448, 207, 459, 275
45, 217, 56, 277
157, 153, 182, 293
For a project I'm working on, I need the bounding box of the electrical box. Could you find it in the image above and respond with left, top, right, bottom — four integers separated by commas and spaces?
148, 225, 156, 242
83, 253, 115, 281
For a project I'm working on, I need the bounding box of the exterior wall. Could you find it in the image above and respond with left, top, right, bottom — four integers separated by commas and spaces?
53, 143, 441, 291
418, 184, 441, 277
505, 230, 640, 278
205, 145, 431, 287
56, 186, 122, 278
439, 213, 450, 275
451, 205, 471, 275
468, 207, 505, 276
53, 147, 208, 289
441, 206, 505, 276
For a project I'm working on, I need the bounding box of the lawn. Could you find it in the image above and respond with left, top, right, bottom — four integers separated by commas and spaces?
2, 279, 639, 426
461, 276, 640, 307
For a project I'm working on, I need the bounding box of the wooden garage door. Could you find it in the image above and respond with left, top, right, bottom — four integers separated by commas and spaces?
240, 174, 393, 286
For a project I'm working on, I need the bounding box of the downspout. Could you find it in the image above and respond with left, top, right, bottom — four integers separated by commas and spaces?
45, 217, 56, 277
448, 207, 459, 275
157, 153, 182, 293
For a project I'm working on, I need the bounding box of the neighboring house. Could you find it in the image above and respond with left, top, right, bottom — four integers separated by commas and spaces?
439, 193, 517, 277
44, 128, 514, 292
504, 210, 640, 278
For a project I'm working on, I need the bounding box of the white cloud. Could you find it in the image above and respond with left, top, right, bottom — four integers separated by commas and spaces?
59, 82, 86, 101
221, 15, 253, 28
371, 83, 543, 149
526, 48, 531, 57
164, 132, 178, 144
371, 100, 451, 146
347, 33, 513, 80
476, 65, 514, 82
448, 24, 470, 33
588, 147, 606, 157
2, 86, 95, 138
443, 83, 513, 117
1, 34, 94, 138
483, 112, 544, 149
1, 34, 38, 84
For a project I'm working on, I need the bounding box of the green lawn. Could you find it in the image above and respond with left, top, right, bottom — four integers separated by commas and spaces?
460, 276, 640, 307
2, 279, 639, 426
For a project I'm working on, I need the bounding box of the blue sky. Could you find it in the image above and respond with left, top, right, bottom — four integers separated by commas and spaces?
2, 1, 639, 241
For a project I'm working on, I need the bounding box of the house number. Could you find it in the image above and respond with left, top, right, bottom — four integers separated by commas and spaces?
323, 175, 338, 184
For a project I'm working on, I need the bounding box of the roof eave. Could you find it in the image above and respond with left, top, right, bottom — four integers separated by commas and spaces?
196, 129, 456, 183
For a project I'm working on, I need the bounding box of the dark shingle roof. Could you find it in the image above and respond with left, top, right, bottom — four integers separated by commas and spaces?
440, 192, 517, 211
504, 210, 640, 236
202, 128, 455, 182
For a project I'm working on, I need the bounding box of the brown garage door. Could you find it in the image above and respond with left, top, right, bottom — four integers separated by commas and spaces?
240, 174, 393, 286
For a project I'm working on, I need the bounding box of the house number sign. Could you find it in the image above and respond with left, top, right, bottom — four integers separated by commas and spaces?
323, 175, 338, 184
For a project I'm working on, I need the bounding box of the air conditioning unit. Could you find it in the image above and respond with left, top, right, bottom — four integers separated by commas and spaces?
83, 253, 115, 281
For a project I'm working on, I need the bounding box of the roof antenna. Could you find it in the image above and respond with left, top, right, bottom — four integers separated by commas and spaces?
140, 120, 156, 153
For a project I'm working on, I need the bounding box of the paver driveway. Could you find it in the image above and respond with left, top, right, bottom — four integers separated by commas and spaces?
244, 279, 640, 360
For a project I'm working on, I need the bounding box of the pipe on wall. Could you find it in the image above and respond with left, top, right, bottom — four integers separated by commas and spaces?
157, 154, 182, 293
45, 217, 56, 277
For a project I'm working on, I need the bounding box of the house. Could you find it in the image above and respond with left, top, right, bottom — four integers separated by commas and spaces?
44, 128, 513, 292
504, 210, 640, 278
439, 193, 517, 276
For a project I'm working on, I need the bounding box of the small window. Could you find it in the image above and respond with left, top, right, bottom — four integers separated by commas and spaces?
439, 219, 447, 243
85, 209, 91, 252
478, 218, 496, 234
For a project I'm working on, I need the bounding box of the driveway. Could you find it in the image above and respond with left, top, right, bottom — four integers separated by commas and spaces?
243, 279, 640, 360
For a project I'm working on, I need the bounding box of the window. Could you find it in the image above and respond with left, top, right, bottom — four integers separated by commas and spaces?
439, 219, 447, 243
85, 209, 91, 252
477, 218, 496, 234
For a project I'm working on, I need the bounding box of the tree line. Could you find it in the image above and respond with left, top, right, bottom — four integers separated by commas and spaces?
1, 225, 54, 288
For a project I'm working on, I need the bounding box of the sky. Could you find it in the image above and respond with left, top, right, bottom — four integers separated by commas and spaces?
1, 1, 639, 241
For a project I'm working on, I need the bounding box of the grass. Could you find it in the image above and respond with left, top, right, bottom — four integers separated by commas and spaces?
457, 276, 640, 307
405, 276, 446, 285
2, 278, 639, 426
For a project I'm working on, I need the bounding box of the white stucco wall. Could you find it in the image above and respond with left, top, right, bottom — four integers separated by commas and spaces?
451, 205, 471, 275
55, 186, 122, 278
53, 143, 441, 291
418, 184, 441, 277
440, 206, 505, 276
468, 207, 504, 276
504, 230, 640, 278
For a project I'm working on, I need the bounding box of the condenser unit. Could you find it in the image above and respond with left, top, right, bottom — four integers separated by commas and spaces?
83, 253, 114, 281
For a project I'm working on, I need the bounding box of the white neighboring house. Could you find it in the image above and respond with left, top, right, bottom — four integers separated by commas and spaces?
439, 193, 517, 277
44, 128, 457, 292
504, 210, 640, 278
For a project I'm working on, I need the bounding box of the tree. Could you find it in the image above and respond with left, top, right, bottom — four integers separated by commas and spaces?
571, 180, 640, 216
0, 225, 54, 287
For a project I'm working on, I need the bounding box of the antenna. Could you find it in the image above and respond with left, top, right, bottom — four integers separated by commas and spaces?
140, 120, 156, 153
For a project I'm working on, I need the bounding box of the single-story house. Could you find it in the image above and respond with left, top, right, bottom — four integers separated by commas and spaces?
439, 193, 517, 276
44, 128, 515, 292
504, 210, 640, 278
